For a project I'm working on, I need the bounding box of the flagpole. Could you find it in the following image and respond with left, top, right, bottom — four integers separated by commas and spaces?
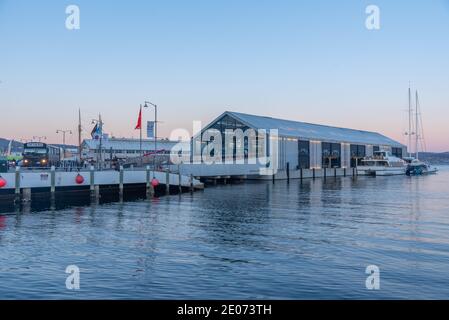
139, 104, 143, 166
99, 114, 103, 170
144, 101, 157, 177
78, 108, 82, 164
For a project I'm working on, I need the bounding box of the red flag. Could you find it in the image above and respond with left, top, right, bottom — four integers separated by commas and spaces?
135, 107, 142, 130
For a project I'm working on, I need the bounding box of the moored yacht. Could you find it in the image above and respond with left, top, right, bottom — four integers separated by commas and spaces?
404, 157, 438, 176
358, 151, 407, 176
403, 89, 438, 176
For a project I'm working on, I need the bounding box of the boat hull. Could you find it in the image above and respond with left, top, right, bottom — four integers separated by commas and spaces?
406, 165, 438, 176
358, 167, 406, 176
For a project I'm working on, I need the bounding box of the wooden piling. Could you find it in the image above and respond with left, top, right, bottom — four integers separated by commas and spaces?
146, 166, 150, 188
95, 185, 100, 198
178, 170, 182, 194
90, 166, 95, 194
165, 169, 170, 196
190, 174, 194, 193
22, 188, 31, 202
145, 166, 151, 196
50, 166, 56, 194
15, 166, 20, 201
119, 166, 124, 198
286, 162, 290, 183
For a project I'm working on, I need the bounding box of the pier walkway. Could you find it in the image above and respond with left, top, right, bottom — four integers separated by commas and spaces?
0, 166, 203, 203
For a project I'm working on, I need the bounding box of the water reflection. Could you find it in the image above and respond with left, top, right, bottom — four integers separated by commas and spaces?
1, 168, 449, 299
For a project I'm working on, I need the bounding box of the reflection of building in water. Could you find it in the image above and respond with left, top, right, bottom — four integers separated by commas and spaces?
197, 111, 406, 169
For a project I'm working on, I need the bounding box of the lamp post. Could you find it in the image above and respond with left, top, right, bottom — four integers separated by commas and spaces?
56, 130, 72, 159
33, 136, 47, 142
143, 101, 158, 174
56, 130, 72, 146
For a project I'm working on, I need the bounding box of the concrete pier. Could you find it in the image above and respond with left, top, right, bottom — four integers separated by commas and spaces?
0, 167, 204, 203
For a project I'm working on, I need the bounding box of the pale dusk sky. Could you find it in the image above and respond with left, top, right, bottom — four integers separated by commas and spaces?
1, 0, 448, 151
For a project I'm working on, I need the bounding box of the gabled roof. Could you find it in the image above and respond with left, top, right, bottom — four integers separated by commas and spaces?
211, 111, 404, 147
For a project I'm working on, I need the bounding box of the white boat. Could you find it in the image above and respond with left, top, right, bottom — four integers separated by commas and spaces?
404, 158, 438, 175
358, 151, 407, 176
404, 89, 438, 176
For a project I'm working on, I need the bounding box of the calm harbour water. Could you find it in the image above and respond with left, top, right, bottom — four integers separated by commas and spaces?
1, 167, 449, 299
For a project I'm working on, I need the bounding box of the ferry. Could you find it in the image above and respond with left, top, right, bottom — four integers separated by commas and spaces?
357, 151, 407, 176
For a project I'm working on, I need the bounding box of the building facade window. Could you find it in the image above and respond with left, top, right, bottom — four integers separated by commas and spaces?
350, 144, 366, 167
392, 147, 403, 158
205, 114, 252, 163
322, 142, 341, 168
298, 140, 310, 169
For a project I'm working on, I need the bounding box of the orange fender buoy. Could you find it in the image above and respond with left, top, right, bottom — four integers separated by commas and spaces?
75, 174, 84, 184
151, 178, 160, 187
0, 177, 6, 188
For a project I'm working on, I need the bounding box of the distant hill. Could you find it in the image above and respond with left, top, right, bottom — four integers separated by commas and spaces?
418, 152, 449, 165
0, 138, 77, 154
0, 138, 23, 153
51, 144, 78, 149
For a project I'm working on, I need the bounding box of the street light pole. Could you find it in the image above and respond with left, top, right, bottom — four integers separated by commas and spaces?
143, 101, 157, 175
56, 130, 72, 146
33, 136, 47, 142
56, 129, 72, 158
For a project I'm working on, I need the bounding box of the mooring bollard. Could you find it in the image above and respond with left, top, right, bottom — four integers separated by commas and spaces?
334, 167, 337, 178
312, 168, 316, 179
190, 174, 194, 193
300, 168, 303, 180
50, 166, 56, 194
165, 169, 170, 195
119, 166, 124, 198
344, 168, 347, 177
286, 162, 290, 183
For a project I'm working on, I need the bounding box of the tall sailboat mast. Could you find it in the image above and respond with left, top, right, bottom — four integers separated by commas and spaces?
415, 91, 420, 161
408, 85, 413, 157
78, 108, 82, 161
